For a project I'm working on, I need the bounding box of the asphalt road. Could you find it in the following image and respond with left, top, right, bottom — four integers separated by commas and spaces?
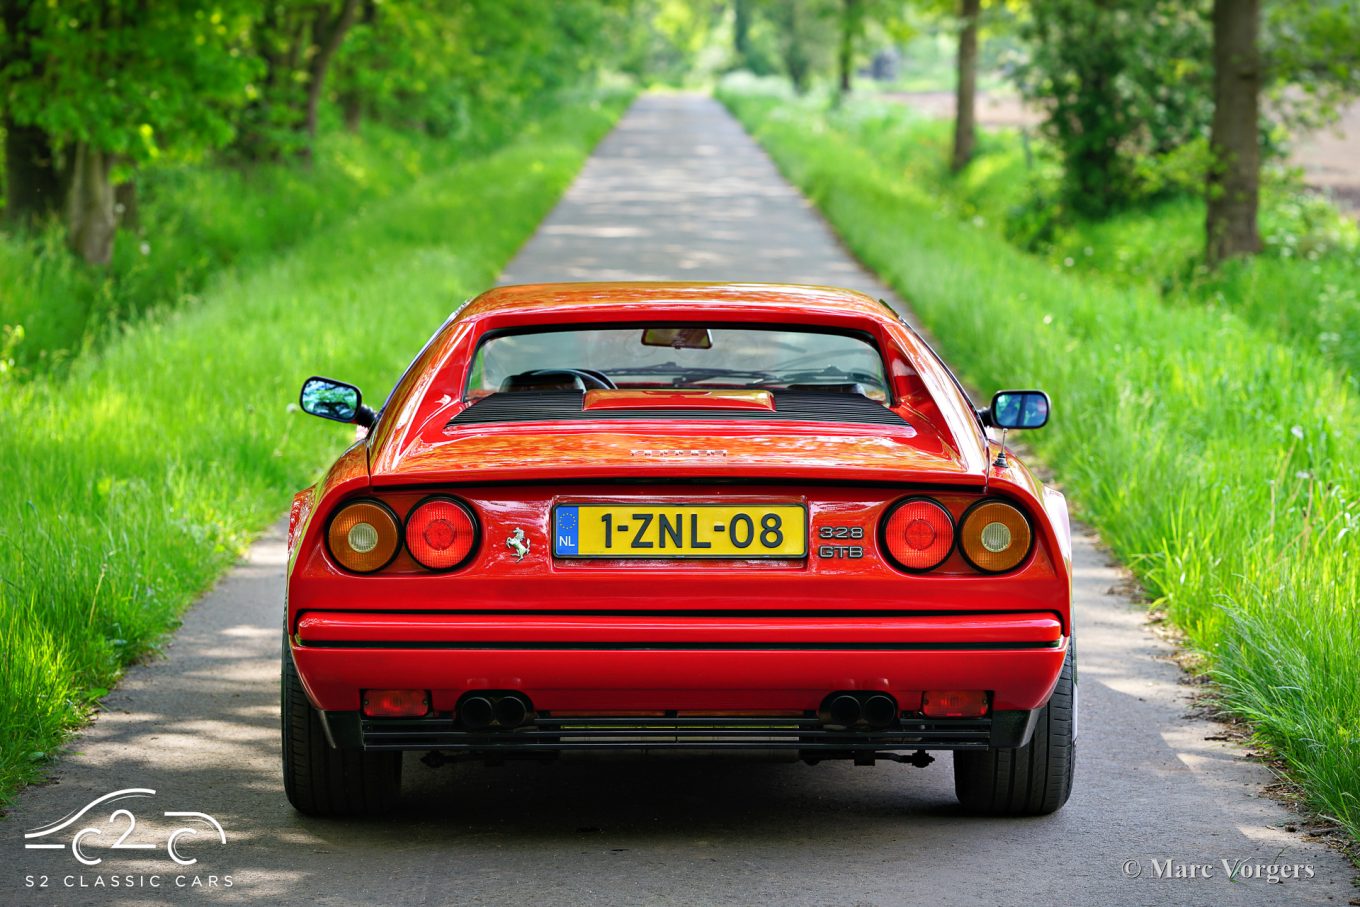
6, 95, 1355, 906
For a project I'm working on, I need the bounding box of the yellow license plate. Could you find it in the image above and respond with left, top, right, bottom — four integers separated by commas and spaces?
553, 504, 807, 558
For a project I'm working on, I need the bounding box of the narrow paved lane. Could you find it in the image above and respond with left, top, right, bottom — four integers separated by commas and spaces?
6, 95, 1353, 906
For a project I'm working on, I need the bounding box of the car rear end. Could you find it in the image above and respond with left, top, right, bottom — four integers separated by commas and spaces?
289, 478, 1071, 761
282, 283, 1075, 816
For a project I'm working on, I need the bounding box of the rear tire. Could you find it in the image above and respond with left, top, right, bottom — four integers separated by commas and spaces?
281, 638, 401, 816
953, 645, 1075, 816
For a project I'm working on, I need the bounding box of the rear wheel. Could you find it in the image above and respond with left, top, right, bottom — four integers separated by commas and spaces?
281, 639, 401, 816
953, 645, 1075, 816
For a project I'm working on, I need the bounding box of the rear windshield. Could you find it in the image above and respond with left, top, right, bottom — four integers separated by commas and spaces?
468, 326, 888, 400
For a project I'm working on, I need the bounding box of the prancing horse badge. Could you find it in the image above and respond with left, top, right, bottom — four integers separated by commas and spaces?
506, 528, 529, 561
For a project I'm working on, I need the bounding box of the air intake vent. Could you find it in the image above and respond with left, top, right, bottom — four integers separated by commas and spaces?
449, 391, 912, 429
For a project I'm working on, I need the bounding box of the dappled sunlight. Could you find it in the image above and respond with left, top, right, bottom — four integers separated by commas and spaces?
502, 96, 881, 294
7, 88, 1354, 904
220, 624, 282, 640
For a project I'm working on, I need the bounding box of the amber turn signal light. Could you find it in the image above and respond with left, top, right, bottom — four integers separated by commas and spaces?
922, 690, 989, 718
362, 689, 431, 718
959, 500, 1032, 573
327, 500, 400, 573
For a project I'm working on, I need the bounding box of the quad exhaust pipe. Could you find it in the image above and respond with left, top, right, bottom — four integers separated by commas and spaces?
459, 692, 532, 730
862, 694, 897, 729
821, 691, 899, 730
828, 694, 862, 726
494, 695, 528, 727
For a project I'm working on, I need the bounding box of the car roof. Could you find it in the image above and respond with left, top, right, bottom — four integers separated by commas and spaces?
366, 281, 991, 483
454, 282, 902, 328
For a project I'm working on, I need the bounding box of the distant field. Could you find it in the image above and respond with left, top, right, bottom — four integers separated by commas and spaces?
887, 89, 1360, 220
0, 89, 631, 805
718, 77, 1360, 841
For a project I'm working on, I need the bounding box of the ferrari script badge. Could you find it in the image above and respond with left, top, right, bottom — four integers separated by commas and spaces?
506, 528, 529, 561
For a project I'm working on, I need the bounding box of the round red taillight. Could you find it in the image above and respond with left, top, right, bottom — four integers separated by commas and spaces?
405, 497, 478, 570
882, 497, 954, 572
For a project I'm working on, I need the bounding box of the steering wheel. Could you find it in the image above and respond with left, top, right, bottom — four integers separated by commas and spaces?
517, 368, 617, 390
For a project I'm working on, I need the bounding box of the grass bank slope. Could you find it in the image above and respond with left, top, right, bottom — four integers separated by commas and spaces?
793, 93, 1360, 381
0, 90, 631, 806
0, 124, 499, 377
719, 79, 1360, 841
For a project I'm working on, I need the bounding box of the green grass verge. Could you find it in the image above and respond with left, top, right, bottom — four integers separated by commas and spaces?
0, 121, 529, 377
784, 89, 1360, 382
718, 77, 1360, 839
0, 88, 632, 807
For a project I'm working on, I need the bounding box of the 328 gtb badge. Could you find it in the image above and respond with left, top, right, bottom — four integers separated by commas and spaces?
816, 525, 865, 559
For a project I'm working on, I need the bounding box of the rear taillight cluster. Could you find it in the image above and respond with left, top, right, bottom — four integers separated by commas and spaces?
405, 497, 478, 570
881, 497, 1032, 574
326, 500, 401, 573
326, 496, 480, 573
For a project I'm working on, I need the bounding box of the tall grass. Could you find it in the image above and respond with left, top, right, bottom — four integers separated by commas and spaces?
0, 89, 632, 805
719, 77, 1360, 839
775, 89, 1360, 381
0, 119, 550, 377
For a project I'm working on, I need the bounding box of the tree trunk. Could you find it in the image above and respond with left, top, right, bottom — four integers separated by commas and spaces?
734, 0, 751, 68
780, 2, 810, 95
338, 91, 364, 133
951, 0, 981, 172
300, 0, 361, 163
837, 0, 860, 97
339, 0, 376, 134
114, 180, 140, 231
1206, 0, 1262, 265
3, 117, 63, 227
2, 0, 64, 226
341, 93, 363, 132
65, 143, 116, 266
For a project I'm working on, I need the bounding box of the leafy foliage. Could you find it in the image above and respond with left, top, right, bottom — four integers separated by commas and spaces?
232, 0, 362, 160
1013, 0, 1213, 216
1265, 0, 1360, 132
1, 1, 257, 167
333, 0, 622, 141
0, 0, 637, 366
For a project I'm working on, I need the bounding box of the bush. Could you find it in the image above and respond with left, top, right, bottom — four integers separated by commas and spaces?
1013, 0, 1213, 215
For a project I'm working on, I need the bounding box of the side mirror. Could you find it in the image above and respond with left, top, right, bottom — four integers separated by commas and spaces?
989, 390, 1050, 430
300, 376, 375, 427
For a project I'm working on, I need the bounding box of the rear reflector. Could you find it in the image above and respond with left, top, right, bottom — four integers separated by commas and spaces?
362, 689, 430, 718
921, 690, 989, 718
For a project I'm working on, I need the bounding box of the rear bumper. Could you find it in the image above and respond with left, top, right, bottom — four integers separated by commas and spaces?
291, 610, 1067, 717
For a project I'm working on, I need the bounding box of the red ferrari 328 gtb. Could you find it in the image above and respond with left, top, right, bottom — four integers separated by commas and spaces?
284, 282, 1074, 817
